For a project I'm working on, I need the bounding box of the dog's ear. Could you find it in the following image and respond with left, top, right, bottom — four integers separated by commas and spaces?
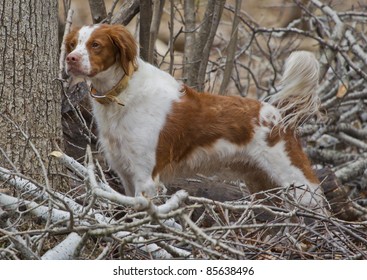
108, 25, 137, 75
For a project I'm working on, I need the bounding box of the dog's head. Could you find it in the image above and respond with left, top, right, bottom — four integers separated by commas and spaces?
65, 24, 137, 78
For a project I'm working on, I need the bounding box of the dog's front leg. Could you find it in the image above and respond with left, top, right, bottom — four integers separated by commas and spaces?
132, 176, 158, 198
115, 171, 135, 197
114, 169, 157, 197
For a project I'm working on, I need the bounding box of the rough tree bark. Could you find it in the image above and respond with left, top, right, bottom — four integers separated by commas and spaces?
0, 0, 62, 187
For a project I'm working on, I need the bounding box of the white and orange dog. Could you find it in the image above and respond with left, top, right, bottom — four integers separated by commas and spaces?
65, 24, 324, 209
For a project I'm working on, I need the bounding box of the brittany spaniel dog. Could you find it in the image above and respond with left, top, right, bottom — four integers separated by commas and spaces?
65, 24, 324, 210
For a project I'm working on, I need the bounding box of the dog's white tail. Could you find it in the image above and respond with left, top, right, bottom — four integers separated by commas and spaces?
269, 51, 321, 130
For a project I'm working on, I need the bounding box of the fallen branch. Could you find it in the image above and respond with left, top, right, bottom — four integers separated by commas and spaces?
41, 232, 82, 260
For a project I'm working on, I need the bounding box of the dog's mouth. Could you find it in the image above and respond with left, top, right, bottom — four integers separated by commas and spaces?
66, 65, 86, 77
66, 65, 97, 78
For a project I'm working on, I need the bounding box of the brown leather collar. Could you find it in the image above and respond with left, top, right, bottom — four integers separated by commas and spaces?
90, 62, 136, 106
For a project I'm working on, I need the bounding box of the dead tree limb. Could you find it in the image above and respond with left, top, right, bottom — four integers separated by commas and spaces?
110, 0, 140, 25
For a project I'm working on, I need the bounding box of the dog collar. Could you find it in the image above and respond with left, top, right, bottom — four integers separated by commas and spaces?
90, 62, 136, 106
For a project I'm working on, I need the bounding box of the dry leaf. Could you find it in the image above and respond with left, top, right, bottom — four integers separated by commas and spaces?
336, 83, 348, 98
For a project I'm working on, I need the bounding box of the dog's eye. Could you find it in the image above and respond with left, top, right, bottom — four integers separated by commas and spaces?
69, 42, 75, 50
91, 41, 100, 49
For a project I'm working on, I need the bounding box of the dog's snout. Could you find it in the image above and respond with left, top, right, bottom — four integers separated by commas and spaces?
66, 53, 81, 64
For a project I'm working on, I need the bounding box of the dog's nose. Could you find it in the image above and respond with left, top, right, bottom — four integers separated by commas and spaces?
66, 53, 81, 64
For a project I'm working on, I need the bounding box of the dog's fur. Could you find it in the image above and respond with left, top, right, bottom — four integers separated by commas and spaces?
65, 24, 325, 209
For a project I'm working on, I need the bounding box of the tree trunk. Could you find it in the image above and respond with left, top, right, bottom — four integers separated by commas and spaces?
186, 0, 225, 91
88, 0, 107, 23
182, 0, 196, 83
0, 0, 62, 187
139, 0, 152, 62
